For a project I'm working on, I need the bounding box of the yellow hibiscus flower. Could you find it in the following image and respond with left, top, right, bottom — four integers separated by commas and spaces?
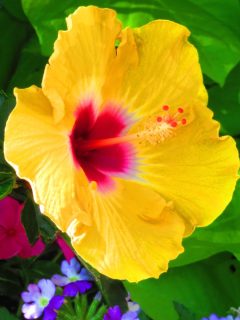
4, 6, 239, 282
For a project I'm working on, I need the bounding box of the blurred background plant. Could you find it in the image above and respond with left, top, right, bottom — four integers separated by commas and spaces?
0, 0, 239, 319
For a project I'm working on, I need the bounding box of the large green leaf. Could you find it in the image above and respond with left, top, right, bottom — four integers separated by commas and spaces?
170, 180, 240, 268
173, 302, 197, 320
7, 35, 47, 93
126, 253, 240, 320
21, 0, 240, 84
0, 7, 31, 90
21, 0, 77, 56
208, 63, 240, 136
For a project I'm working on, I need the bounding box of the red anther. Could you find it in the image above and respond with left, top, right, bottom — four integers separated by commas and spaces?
162, 105, 169, 111
170, 121, 178, 127
156, 116, 162, 122
181, 118, 187, 125
178, 107, 184, 113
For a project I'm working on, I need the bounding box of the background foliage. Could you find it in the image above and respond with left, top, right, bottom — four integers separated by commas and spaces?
0, 0, 240, 319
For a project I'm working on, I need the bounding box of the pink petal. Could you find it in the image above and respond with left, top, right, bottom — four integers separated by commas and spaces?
0, 236, 22, 259
0, 197, 22, 229
18, 238, 45, 259
56, 236, 75, 261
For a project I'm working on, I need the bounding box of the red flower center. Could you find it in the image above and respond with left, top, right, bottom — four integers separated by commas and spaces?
6, 228, 17, 237
69, 101, 136, 191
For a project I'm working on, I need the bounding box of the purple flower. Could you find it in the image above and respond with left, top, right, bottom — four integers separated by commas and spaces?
202, 315, 239, 320
51, 258, 93, 297
63, 280, 92, 297
126, 294, 140, 313
104, 306, 139, 320
21, 279, 55, 319
43, 296, 64, 320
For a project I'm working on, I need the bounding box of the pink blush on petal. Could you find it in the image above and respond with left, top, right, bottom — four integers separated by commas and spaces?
88, 104, 131, 139
70, 101, 136, 191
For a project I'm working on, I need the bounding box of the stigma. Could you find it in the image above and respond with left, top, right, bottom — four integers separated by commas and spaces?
139, 105, 187, 145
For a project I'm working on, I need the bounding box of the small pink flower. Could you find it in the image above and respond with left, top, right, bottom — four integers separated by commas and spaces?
56, 236, 75, 261
0, 196, 45, 259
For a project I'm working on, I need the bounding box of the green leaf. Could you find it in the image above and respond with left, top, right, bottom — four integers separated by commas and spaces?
173, 302, 197, 320
0, 93, 15, 140
0, 308, 18, 320
0, 262, 22, 296
85, 295, 106, 320
24, 259, 61, 280
37, 214, 58, 243
125, 253, 240, 320
21, 0, 78, 56
139, 311, 153, 320
0, 7, 31, 90
21, 196, 40, 245
0, 96, 16, 198
3, 0, 27, 21
208, 63, 240, 136
170, 180, 240, 268
22, 0, 240, 84
98, 276, 128, 310
7, 35, 47, 94
0, 164, 15, 200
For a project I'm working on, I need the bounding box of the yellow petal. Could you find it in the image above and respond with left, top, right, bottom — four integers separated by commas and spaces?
4, 86, 91, 228
70, 179, 185, 282
137, 102, 239, 233
42, 6, 123, 122
103, 20, 207, 117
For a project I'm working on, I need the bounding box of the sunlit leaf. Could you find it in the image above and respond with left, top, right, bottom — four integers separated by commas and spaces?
126, 253, 240, 320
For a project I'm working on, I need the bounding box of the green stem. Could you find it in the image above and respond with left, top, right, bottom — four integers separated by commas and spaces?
92, 305, 108, 320
62, 300, 75, 317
